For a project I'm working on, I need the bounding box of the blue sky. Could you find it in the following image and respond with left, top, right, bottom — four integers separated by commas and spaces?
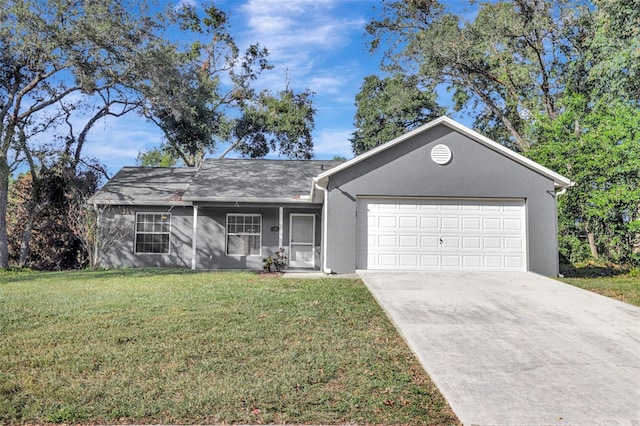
82, 0, 472, 176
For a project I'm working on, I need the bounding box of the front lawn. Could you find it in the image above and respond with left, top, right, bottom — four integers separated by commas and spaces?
0, 269, 459, 425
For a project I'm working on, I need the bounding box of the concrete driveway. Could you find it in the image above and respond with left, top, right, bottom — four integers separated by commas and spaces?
359, 271, 640, 426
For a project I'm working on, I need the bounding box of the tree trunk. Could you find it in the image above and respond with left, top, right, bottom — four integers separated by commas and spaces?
587, 232, 599, 259
18, 211, 35, 267
0, 155, 9, 268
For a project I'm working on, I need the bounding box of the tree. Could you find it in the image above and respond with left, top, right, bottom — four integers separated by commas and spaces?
67, 200, 131, 269
7, 167, 100, 269
584, 0, 640, 101
136, 149, 179, 168
0, 0, 165, 268
351, 74, 443, 154
527, 96, 640, 264
139, 5, 316, 166
363, 0, 584, 150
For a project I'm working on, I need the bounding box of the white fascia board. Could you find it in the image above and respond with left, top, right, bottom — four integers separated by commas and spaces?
314, 115, 574, 190
310, 176, 329, 203
184, 197, 317, 204
89, 199, 192, 206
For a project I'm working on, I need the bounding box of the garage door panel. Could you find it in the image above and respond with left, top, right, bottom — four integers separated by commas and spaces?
463, 236, 481, 249
483, 237, 502, 249
505, 256, 524, 268
399, 216, 419, 229
441, 236, 460, 248
441, 217, 460, 230
483, 218, 502, 230
463, 255, 482, 267
378, 254, 398, 267
378, 235, 397, 247
399, 254, 419, 267
442, 256, 461, 267
357, 198, 526, 271
378, 216, 397, 228
462, 218, 481, 230
505, 237, 523, 249
421, 236, 439, 248
399, 235, 419, 248
421, 217, 438, 229
484, 256, 502, 268
421, 255, 439, 267
504, 218, 523, 230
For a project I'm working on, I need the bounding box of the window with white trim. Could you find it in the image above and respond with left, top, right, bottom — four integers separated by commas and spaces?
226, 214, 261, 256
135, 213, 171, 254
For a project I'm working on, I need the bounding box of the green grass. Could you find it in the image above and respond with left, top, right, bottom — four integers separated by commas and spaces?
559, 263, 640, 306
0, 269, 459, 425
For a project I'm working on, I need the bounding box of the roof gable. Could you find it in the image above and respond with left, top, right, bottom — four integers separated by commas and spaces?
314, 116, 573, 190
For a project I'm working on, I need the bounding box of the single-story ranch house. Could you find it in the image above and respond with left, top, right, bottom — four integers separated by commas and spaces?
89, 116, 573, 276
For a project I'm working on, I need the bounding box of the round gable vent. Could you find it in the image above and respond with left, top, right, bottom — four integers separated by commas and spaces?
431, 144, 452, 165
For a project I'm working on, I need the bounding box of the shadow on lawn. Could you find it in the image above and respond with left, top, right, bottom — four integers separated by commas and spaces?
560, 263, 629, 278
0, 267, 215, 284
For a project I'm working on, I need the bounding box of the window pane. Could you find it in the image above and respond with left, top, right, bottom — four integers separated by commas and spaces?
135, 213, 171, 254
227, 235, 247, 255
226, 215, 261, 255
248, 235, 260, 255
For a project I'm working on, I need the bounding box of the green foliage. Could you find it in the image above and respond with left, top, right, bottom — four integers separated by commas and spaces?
364, 0, 584, 150
231, 88, 316, 159
136, 148, 179, 167
351, 74, 443, 154
140, 5, 316, 165
558, 234, 591, 264
528, 96, 640, 264
0, 0, 168, 268
585, 0, 640, 101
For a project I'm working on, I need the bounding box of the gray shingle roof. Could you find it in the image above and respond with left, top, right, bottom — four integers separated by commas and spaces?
183, 159, 344, 202
89, 159, 344, 206
88, 167, 197, 205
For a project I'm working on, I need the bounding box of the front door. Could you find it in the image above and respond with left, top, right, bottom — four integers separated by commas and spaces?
289, 214, 315, 268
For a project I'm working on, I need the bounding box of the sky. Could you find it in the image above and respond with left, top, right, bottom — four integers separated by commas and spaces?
82, 0, 470, 176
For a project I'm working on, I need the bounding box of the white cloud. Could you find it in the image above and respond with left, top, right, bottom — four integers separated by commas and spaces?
235, 0, 366, 93
313, 128, 354, 159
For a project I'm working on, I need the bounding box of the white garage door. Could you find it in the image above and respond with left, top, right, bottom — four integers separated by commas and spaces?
356, 198, 526, 270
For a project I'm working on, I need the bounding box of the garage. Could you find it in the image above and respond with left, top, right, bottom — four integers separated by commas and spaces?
356, 198, 526, 270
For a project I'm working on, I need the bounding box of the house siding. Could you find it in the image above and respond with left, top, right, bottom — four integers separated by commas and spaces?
195, 205, 322, 270
98, 204, 322, 270
99, 205, 193, 268
325, 124, 560, 276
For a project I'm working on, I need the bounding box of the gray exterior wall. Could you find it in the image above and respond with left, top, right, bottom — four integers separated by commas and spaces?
99, 205, 194, 268
98, 204, 322, 270
325, 124, 560, 276
195, 205, 322, 270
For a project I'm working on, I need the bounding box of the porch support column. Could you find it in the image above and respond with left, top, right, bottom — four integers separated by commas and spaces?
191, 205, 198, 270
278, 207, 284, 249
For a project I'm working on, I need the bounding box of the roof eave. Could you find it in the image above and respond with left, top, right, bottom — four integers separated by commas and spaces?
185, 197, 318, 204
88, 199, 192, 207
